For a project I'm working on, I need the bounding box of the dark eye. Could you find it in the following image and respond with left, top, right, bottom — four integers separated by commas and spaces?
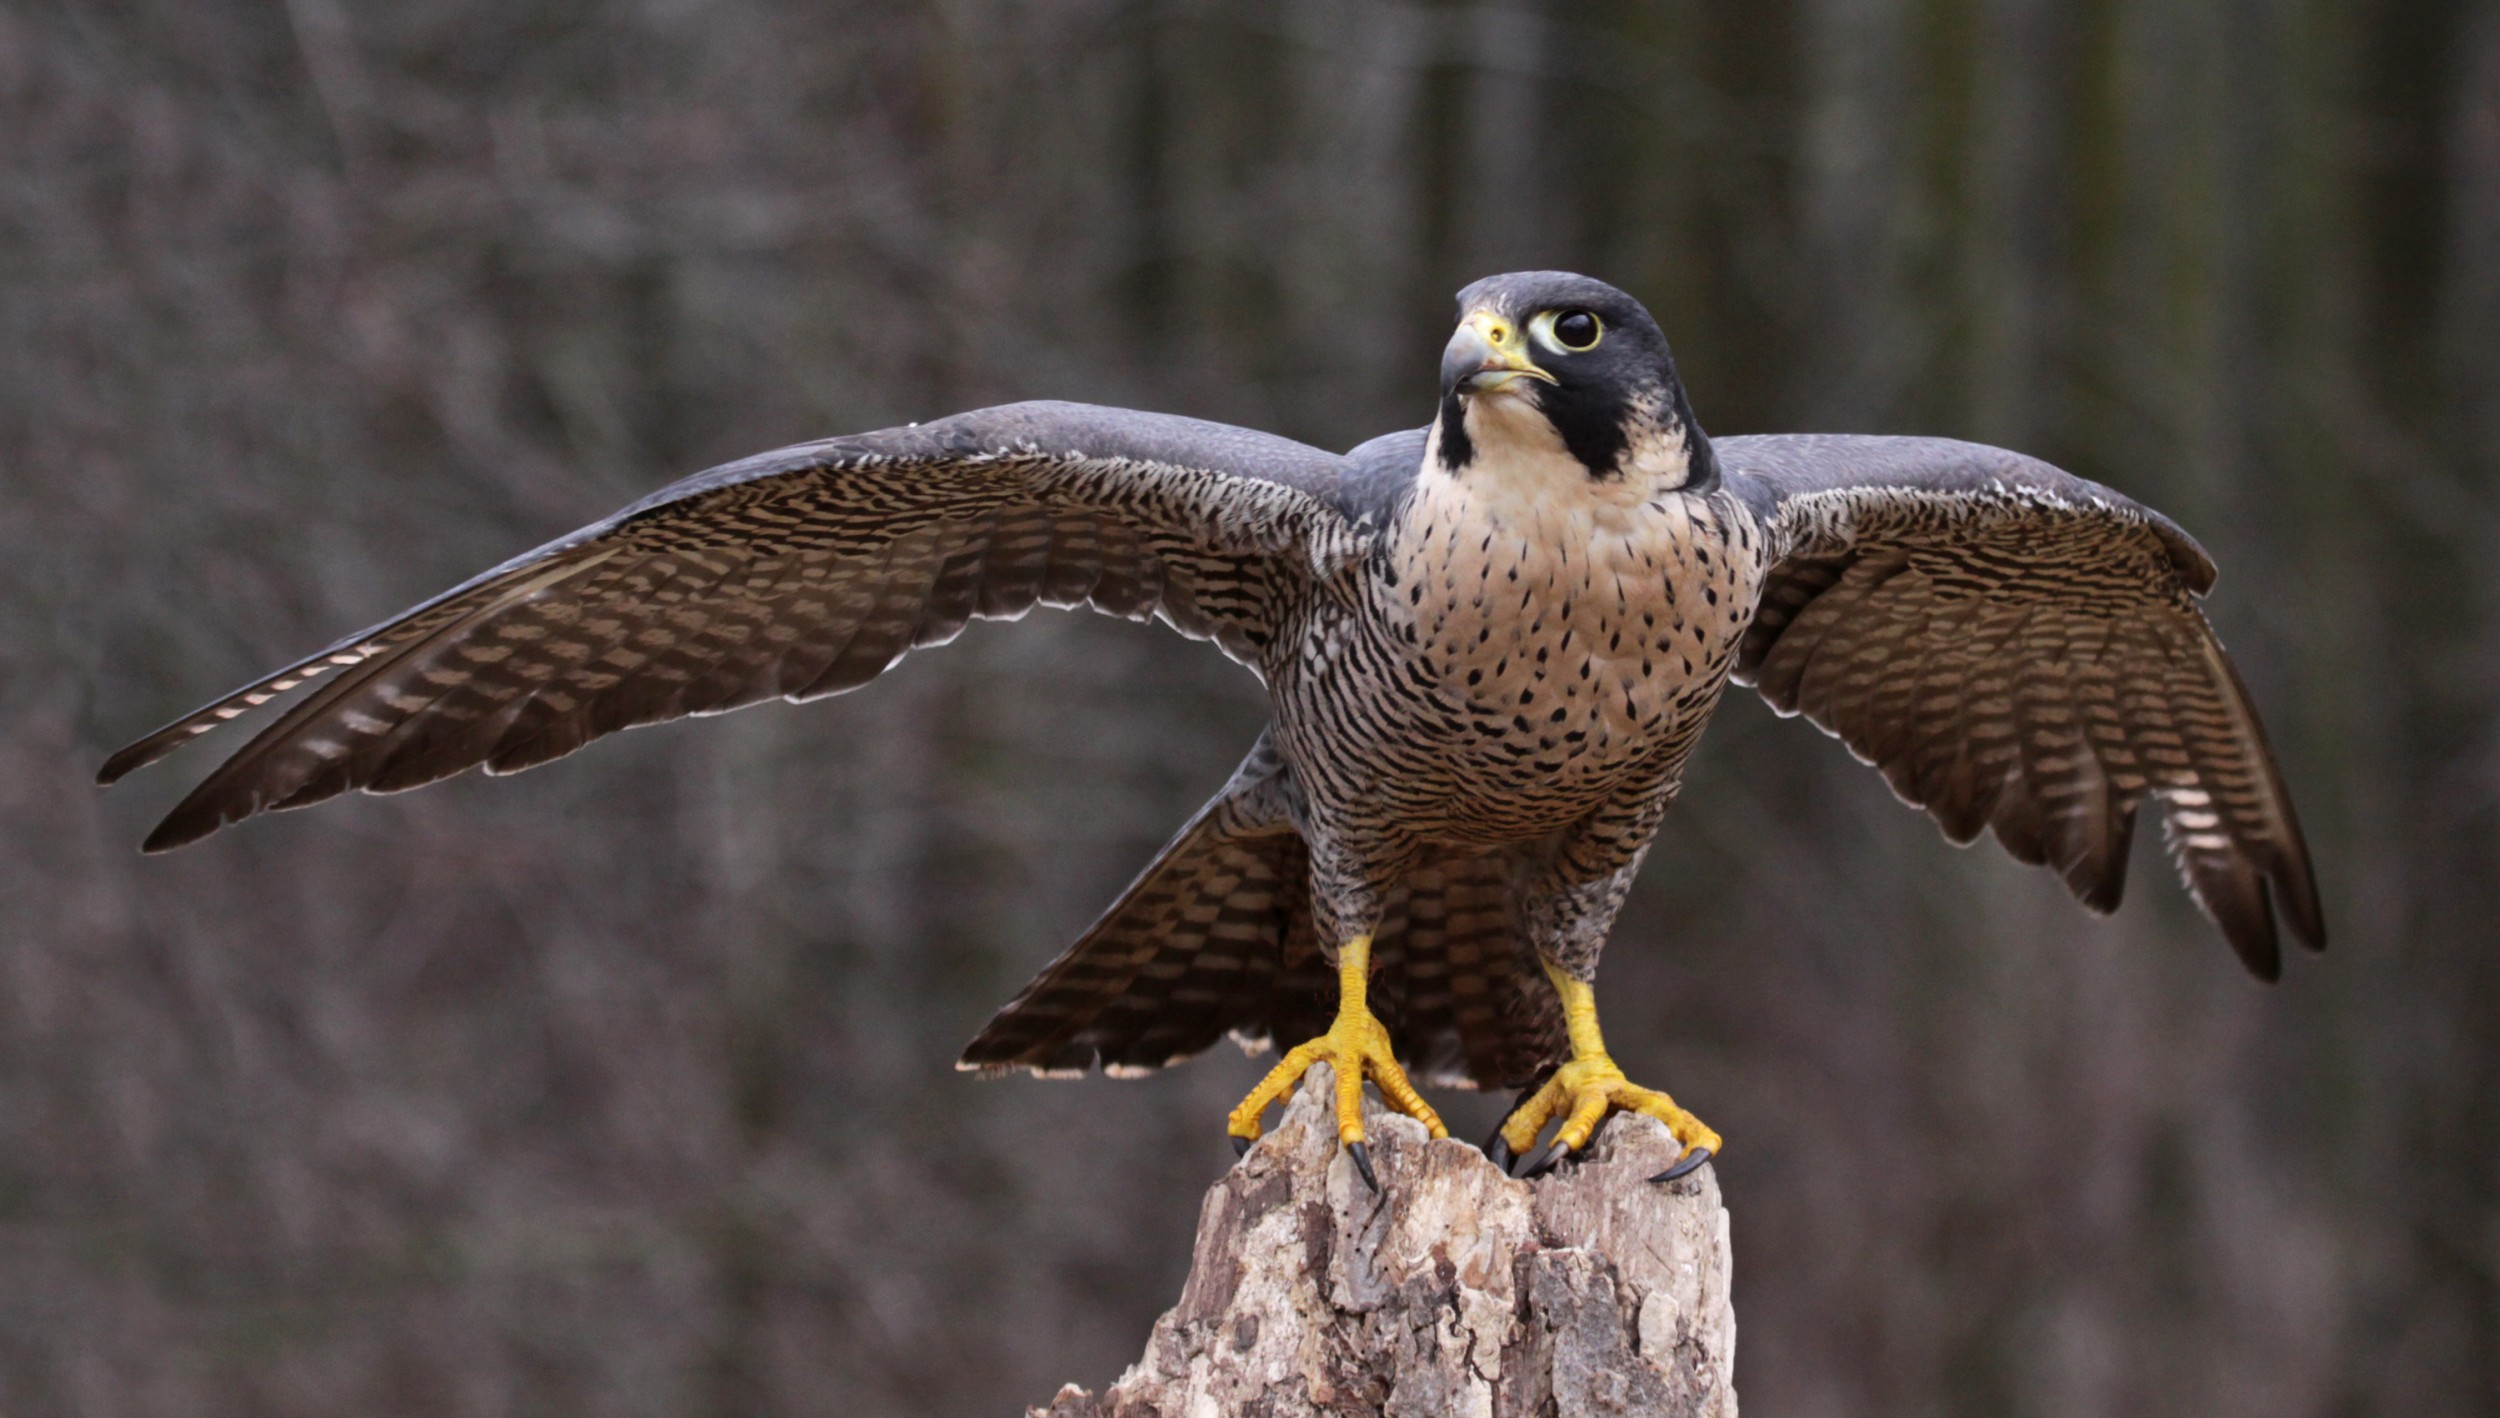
1551, 309, 1602, 351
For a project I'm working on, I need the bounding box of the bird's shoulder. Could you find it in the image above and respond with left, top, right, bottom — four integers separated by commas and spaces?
611, 400, 1354, 522
1333, 425, 1434, 530
1714, 431, 2216, 591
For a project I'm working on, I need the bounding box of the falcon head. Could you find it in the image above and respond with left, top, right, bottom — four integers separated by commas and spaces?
1432, 271, 1715, 491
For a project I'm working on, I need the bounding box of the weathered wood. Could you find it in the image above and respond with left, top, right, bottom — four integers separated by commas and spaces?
1034, 1065, 1736, 1417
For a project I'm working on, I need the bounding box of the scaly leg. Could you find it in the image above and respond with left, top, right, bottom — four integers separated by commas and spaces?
1225, 934, 1447, 1190
1488, 961, 1720, 1184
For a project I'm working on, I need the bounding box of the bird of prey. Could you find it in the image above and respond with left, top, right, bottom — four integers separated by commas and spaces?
100, 271, 2323, 1190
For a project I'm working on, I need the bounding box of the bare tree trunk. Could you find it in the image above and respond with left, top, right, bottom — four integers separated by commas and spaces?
1032, 1066, 1737, 1418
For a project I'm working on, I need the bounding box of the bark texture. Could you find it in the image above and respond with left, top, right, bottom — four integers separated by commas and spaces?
1032, 1065, 1735, 1417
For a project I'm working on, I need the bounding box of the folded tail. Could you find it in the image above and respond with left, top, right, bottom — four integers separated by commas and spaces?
958, 731, 1561, 1089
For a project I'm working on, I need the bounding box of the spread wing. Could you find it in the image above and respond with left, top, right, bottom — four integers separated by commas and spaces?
1722, 433, 2324, 978
101, 401, 1361, 851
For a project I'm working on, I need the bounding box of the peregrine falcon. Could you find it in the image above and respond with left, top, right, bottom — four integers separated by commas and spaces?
100, 271, 2324, 1190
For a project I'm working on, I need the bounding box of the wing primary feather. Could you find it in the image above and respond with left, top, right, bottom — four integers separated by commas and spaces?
359, 553, 702, 794
97, 642, 368, 787
137, 550, 618, 852
104, 402, 1367, 850
2205, 642, 2326, 951
1729, 432, 2323, 974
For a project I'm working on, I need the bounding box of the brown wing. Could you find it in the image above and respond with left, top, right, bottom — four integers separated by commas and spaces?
101, 401, 1362, 851
1723, 433, 2325, 978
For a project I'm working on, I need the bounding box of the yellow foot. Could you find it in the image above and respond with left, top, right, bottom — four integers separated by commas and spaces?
1225, 935, 1446, 1191
1489, 1051, 1722, 1185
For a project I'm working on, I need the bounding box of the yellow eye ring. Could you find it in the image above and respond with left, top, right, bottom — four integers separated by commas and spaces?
1535, 308, 1603, 354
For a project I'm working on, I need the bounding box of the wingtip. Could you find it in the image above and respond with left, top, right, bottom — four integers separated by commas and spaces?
2281, 875, 2328, 955
2236, 856, 2324, 963
96, 720, 222, 789
2226, 910, 2285, 983
95, 741, 151, 788
2230, 905, 2290, 980
138, 795, 234, 854
139, 817, 206, 855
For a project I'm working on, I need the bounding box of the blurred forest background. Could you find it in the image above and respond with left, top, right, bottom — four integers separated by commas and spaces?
4, 0, 2492, 1414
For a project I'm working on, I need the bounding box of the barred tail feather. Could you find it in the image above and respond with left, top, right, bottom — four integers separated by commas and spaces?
960, 795, 1559, 1090
956, 812, 1310, 1078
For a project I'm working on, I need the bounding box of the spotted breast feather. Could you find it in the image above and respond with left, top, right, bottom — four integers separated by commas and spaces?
1377, 456, 1764, 837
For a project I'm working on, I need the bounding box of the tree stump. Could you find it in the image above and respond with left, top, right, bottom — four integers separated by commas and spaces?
1032, 1064, 1736, 1417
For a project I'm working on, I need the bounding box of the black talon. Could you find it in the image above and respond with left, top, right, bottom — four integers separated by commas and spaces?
1231, 1134, 1252, 1159
1487, 1064, 1559, 1179
1523, 1139, 1572, 1179
1347, 1141, 1379, 1193
1485, 1133, 1516, 1175
1648, 1145, 1714, 1184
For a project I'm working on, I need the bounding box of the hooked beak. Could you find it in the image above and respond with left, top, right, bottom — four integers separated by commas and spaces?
1440, 309, 1555, 398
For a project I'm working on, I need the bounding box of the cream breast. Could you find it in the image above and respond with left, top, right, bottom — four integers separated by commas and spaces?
1396, 420, 1754, 767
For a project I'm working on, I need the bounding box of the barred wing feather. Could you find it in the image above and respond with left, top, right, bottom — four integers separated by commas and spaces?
1723, 433, 2325, 978
100, 402, 1360, 851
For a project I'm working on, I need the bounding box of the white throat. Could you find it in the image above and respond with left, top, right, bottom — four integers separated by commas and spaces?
1420, 390, 1694, 529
